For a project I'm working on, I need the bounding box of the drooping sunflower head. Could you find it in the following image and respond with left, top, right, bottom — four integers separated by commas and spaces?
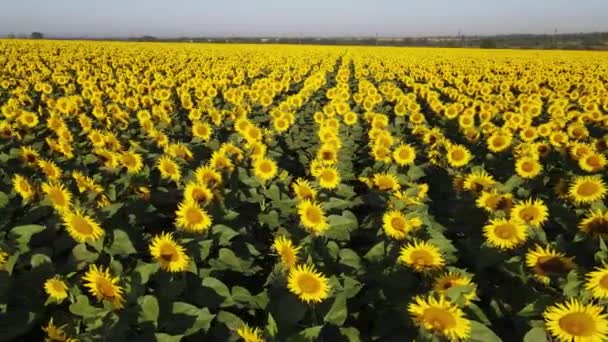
569, 176, 607, 205
525, 245, 575, 283
408, 295, 471, 341
38, 159, 62, 181
475, 189, 513, 213
12, 174, 35, 202
398, 240, 445, 273
149, 232, 191, 272
578, 209, 608, 239
195, 165, 223, 189
433, 272, 477, 304
373, 172, 401, 192
273, 236, 300, 269
482, 217, 528, 250
287, 264, 331, 304
175, 200, 213, 233
544, 299, 608, 342
512, 198, 549, 228
82, 264, 125, 310
463, 169, 496, 194
296, 200, 329, 235
184, 182, 214, 205
292, 178, 317, 202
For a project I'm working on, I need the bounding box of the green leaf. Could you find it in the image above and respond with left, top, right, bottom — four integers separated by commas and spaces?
138, 295, 159, 326
199, 240, 212, 260
265, 313, 278, 337
407, 165, 425, 181
231, 286, 253, 305
100, 202, 124, 218
211, 248, 248, 272
0, 191, 8, 208
10, 224, 45, 248
107, 229, 136, 256
216, 310, 243, 330
340, 327, 361, 342
154, 333, 183, 342
326, 212, 358, 241
30, 253, 51, 268
172, 302, 215, 335
324, 293, 347, 326
364, 241, 385, 262
468, 321, 502, 342
72, 244, 99, 263
212, 225, 239, 246
339, 249, 362, 270
523, 327, 548, 342
288, 326, 324, 342
135, 262, 159, 285
202, 277, 231, 299
69, 295, 108, 318
258, 210, 280, 228
343, 276, 362, 299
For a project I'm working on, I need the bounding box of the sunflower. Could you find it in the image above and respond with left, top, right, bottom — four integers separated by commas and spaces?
175, 200, 213, 233
237, 324, 265, 342
585, 264, 608, 299
82, 264, 125, 309
61, 208, 105, 243
297, 200, 329, 235
20, 145, 39, 166
287, 264, 331, 303
487, 133, 512, 153
273, 236, 300, 269
393, 143, 416, 166
463, 169, 496, 194
569, 176, 607, 204
157, 155, 181, 182
292, 178, 317, 201
149, 232, 191, 272
41, 182, 72, 212
253, 157, 278, 182
433, 272, 477, 304
12, 174, 35, 202
0, 249, 7, 269
515, 156, 543, 179
121, 151, 144, 174
316, 166, 341, 189
44, 276, 69, 301
373, 172, 401, 192
408, 295, 471, 341
446, 144, 472, 168
382, 210, 421, 240
526, 245, 575, 284
483, 217, 528, 250
317, 144, 338, 165
71, 171, 103, 194
195, 165, 222, 188
398, 240, 445, 272
511, 198, 549, 228
210, 150, 234, 171
192, 121, 213, 141
579, 152, 606, 173
475, 189, 513, 213
544, 299, 608, 342
184, 182, 214, 205
343, 111, 358, 125
578, 209, 608, 238
38, 159, 62, 181
42, 318, 76, 342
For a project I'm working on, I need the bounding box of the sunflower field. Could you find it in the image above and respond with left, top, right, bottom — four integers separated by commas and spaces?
1, 39, 608, 342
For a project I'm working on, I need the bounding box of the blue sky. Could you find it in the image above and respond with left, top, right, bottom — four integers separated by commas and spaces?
0, 0, 606, 38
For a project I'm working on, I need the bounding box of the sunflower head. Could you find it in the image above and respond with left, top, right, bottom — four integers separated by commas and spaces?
398, 240, 445, 272
44, 276, 69, 301
525, 245, 575, 283
292, 178, 317, 201
316, 166, 341, 189
296, 200, 329, 235
175, 200, 213, 233
483, 217, 528, 250
287, 264, 331, 303
569, 176, 607, 205
578, 209, 608, 238
512, 198, 549, 228
273, 236, 300, 269
408, 295, 471, 341
544, 299, 608, 342
149, 232, 191, 272
82, 264, 125, 309
585, 264, 608, 299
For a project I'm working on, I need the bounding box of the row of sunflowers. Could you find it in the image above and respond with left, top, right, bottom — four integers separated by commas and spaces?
1, 39, 608, 341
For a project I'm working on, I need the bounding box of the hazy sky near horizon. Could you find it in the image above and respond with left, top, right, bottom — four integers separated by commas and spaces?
0, 0, 606, 37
